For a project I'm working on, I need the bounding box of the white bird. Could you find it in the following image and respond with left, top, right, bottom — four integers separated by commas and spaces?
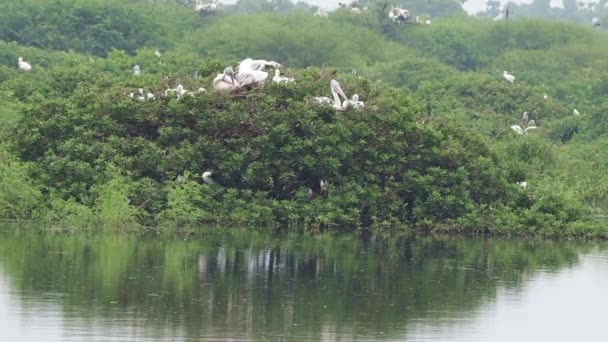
314, 8, 329, 17
238, 58, 282, 72
146, 93, 156, 101
389, 7, 409, 23
592, 17, 601, 28
155, 50, 161, 58
573, 108, 580, 116
343, 94, 365, 111
136, 89, 146, 102
543, 93, 548, 100
511, 121, 537, 135
195, 0, 218, 13
414, 16, 430, 25
313, 79, 349, 111
202, 171, 215, 185
517, 181, 528, 189
272, 69, 294, 84
197, 87, 207, 93
133, 64, 141, 77
18, 57, 32, 72
320, 179, 328, 192
213, 67, 240, 92
503, 71, 515, 83
522, 111, 529, 125
235, 58, 280, 88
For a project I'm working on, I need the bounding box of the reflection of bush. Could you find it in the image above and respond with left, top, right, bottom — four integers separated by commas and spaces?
0, 230, 596, 340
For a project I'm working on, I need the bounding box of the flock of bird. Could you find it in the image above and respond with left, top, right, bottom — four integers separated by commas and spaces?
503, 70, 582, 136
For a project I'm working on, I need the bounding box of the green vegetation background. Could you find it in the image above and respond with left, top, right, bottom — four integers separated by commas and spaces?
1, 0, 608, 237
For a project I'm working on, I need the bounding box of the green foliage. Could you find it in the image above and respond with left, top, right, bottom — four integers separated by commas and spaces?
0, 1, 606, 236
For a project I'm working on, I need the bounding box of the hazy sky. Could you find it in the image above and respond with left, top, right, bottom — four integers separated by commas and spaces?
220, 0, 588, 14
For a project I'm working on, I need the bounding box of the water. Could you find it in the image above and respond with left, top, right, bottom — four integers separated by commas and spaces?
0, 229, 606, 341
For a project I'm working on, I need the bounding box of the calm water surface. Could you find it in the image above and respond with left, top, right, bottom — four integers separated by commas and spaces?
0, 229, 606, 341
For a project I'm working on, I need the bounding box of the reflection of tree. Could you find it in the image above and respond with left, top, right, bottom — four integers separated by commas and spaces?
0, 230, 599, 340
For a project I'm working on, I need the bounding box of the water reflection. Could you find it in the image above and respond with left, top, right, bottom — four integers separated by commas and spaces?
0, 229, 605, 341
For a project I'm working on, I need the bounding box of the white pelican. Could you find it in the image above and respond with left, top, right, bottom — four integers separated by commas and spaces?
133, 64, 141, 76
389, 7, 409, 23
511, 120, 537, 135
592, 17, 601, 28
18, 57, 32, 72
195, 0, 218, 13
343, 94, 365, 111
314, 8, 329, 17
202, 171, 215, 185
313, 79, 349, 111
213, 67, 240, 92
236, 58, 280, 88
238, 58, 281, 72
502, 71, 515, 83
272, 69, 294, 84
155, 50, 161, 58
573, 108, 580, 116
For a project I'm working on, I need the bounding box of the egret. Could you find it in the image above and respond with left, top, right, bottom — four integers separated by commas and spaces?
197, 87, 207, 93
213, 67, 240, 92
573, 108, 580, 116
592, 17, 601, 28
522, 111, 529, 125
503, 71, 515, 83
18, 57, 32, 72
202, 171, 215, 185
133, 64, 141, 77
517, 181, 528, 189
543, 93, 548, 100
146, 93, 156, 101
272, 69, 294, 84
155, 50, 161, 58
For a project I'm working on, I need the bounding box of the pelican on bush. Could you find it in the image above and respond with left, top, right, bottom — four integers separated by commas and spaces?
235, 58, 281, 88
213, 67, 240, 92
272, 69, 294, 84
313, 79, 356, 111
18, 57, 32, 72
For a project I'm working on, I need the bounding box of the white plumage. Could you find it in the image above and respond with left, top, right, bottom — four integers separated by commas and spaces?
503, 71, 515, 83
18, 57, 32, 72
235, 58, 281, 88
133, 64, 141, 77
213, 67, 240, 92
272, 69, 294, 84
202, 171, 215, 185
573, 108, 580, 116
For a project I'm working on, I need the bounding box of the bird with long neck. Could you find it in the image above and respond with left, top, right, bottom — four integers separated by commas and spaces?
213, 67, 240, 92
